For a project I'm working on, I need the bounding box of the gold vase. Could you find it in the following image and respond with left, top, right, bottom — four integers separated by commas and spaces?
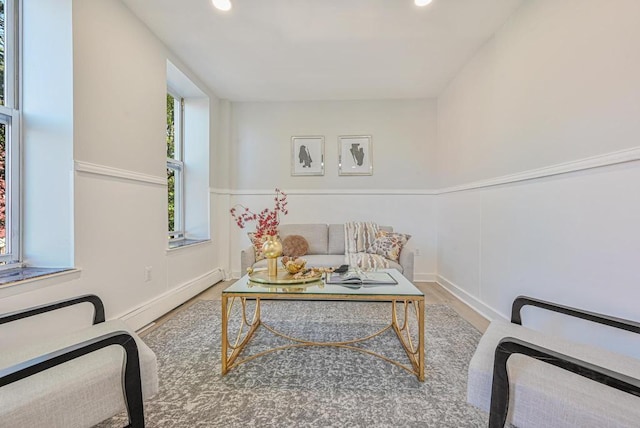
261, 234, 283, 277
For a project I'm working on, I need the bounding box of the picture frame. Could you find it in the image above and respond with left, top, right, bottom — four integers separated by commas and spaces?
291, 136, 325, 176
338, 135, 373, 176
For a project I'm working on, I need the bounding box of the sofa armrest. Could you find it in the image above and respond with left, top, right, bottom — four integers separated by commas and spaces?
0, 294, 105, 326
398, 245, 414, 283
489, 336, 640, 428
0, 330, 145, 427
511, 295, 640, 334
240, 245, 257, 275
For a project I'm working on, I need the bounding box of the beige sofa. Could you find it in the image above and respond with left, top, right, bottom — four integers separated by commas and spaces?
241, 223, 414, 282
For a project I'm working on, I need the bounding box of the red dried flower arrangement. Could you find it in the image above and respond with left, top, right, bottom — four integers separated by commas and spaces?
230, 188, 288, 241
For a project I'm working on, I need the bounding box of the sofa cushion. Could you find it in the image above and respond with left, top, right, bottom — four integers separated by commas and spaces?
278, 224, 328, 255
328, 224, 345, 255
0, 319, 158, 428
384, 258, 403, 274
468, 319, 640, 428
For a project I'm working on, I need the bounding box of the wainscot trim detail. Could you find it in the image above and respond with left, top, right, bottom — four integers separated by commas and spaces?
210, 188, 437, 196
436, 274, 505, 322
437, 146, 640, 194
75, 161, 167, 186
119, 268, 224, 331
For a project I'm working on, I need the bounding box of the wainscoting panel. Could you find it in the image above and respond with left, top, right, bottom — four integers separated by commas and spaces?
437, 160, 640, 358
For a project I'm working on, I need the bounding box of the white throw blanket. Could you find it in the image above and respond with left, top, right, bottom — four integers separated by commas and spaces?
344, 222, 390, 270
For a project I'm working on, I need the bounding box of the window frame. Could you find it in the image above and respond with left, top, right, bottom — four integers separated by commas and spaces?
0, 0, 21, 267
167, 91, 185, 242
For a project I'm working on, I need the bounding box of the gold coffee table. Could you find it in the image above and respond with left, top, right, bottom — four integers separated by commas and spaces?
221, 268, 425, 381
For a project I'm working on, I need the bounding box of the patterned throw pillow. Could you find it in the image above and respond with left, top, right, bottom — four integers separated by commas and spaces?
366, 231, 411, 262
247, 233, 278, 262
282, 235, 309, 257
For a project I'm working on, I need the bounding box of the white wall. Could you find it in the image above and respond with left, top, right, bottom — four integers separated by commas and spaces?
437, 0, 640, 188
230, 99, 437, 189
436, 0, 640, 357
0, 0, 222, 345
223, 99, 438, 278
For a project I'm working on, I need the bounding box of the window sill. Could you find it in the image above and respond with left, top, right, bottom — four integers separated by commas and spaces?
0, 267, 77, 288
167, 238, 210, 252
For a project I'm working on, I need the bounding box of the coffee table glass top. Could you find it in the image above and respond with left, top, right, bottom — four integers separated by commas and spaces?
224, 268, 423, 297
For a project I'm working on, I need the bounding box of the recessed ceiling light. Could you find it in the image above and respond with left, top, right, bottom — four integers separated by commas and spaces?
415, 0, 433, 6
212, 0, 232, 12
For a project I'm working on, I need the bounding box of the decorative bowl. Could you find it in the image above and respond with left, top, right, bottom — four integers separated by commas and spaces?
281, 256, 307, 274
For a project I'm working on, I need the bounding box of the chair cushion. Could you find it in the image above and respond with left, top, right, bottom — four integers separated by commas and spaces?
0, 319, 158, 428
468, 319, 640, 428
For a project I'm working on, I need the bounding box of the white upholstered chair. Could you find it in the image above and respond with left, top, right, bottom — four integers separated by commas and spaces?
0, 295, 158, 427
467, 296, 640, 427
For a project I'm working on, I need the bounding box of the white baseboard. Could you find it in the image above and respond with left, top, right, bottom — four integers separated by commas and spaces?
413, 272, 437, 282
120, 268, 225, 331
436, 274, 506, 321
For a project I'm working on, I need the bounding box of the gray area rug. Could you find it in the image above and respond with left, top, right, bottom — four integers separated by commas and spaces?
99, 300, 488, 427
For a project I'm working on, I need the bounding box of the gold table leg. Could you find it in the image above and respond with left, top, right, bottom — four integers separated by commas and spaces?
418, 299, 425, 381
221, 296, 261, 375
392, 298, 425, 381
221, 295, 228, 374
221, 296, 425, 381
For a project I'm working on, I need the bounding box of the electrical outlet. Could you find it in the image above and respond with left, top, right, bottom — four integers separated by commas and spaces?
414, 248, 421, 257
144, 266, 152, 282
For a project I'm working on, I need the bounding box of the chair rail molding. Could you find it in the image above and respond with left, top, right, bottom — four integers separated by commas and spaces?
209, 188, 437, 196
75, 160, 166, 186
437, 146, 640, 195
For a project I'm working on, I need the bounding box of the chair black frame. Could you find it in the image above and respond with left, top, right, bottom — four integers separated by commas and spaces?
0, 294, 146, 428
489, 295, 640, 427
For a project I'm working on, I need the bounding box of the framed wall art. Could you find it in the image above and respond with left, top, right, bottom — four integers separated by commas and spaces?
338, 135, 372, 176
291, 136, 324, 176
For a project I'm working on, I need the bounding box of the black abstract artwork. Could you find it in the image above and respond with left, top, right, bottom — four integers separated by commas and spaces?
349, 143, 365, 166
292, 136, 324, 176
338, 136, 371, 176
298, 145, 312, 167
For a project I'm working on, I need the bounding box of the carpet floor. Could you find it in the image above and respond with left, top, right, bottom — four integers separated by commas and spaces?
98, 300, 488, 427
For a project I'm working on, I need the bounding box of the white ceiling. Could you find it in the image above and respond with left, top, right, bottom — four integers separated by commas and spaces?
122, 0, 524, 101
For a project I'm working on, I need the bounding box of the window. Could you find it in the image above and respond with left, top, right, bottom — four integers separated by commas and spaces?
0, 0, 20, 266
167, 92, 184, 241
166, 60, 210, 246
